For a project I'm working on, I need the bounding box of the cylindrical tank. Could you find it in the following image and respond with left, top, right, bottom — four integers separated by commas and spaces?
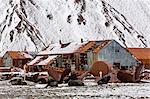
117, 70, 133, 82
90, 61, 111, 77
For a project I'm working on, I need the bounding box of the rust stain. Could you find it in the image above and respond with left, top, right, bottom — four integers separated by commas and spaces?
93, 40, 111, 53
6, 51, 30, 59
128, 48, 150, 69
76, 41, 96, 53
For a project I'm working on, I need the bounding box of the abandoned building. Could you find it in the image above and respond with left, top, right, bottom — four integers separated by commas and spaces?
28, 40, 139, 73
92, 40, 140, 69
27, 55, 57, 72
128, 48, 150, 69
2, 51, 33, 69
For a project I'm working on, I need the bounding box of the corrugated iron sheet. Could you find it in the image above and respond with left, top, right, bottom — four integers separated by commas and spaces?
93, 40, 111, 53
6, 51, 32, 59
76, 41, 96, 53
128, 48, 150, 65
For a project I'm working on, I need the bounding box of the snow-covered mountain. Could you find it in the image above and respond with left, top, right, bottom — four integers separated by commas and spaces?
0, 0, 149, 55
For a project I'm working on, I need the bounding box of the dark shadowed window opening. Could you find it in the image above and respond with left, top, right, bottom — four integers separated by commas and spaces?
113, 62, 120, 69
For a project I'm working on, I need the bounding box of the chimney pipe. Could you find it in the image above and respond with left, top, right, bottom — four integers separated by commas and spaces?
59, 40, 62, 45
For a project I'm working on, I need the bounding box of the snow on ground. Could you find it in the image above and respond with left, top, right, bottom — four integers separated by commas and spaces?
0, 81, 150, 99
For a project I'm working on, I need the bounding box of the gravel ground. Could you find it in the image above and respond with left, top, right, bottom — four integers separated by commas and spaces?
0, 80, 150, 99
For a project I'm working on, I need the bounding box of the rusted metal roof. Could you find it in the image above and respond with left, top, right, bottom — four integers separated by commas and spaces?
4, 51, 33, 59
38, 40, 112, 56
93, 40, 112, 53
76, 41, 96, 53
128, 48, 150, 65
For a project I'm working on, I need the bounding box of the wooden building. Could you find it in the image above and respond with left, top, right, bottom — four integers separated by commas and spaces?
128, 48, 150, 69
2, 51, 33, 69
36, 40, 139, 71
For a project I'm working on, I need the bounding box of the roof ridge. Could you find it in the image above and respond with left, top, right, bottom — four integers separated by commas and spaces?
75, 41, 95, 53
93, 40, 111, 53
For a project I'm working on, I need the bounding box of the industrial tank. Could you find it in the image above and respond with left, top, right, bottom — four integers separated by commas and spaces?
90, 61, 111, 77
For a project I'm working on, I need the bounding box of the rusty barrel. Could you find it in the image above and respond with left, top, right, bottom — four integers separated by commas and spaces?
117, 64, 144, 83
117, 70, 133, 82
90, 61, 111, 77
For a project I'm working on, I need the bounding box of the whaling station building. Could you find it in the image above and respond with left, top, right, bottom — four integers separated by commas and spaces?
28, 40, 140, 73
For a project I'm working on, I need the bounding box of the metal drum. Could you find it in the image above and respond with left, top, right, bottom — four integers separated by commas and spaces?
117, 70, 133, 82
90, 61, 111, 77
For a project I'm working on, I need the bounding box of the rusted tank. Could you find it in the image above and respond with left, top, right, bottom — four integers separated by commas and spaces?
47, 66, 65, 81
90, 61, 111, 77
117, 70, 134, 82
47, 66, 86, 82
117, 64, 144, 82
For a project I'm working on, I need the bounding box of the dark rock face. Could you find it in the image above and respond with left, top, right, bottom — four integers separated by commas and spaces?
97, 76, 110, 85
9, 77, 27, 85
68, 80, 84, 86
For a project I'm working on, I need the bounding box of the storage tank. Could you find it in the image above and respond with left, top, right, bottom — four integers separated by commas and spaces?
90, 61, 111, 77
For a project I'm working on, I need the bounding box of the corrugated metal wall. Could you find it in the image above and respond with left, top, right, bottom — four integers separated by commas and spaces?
97, 40, 138, 67
3, 54, 12, 67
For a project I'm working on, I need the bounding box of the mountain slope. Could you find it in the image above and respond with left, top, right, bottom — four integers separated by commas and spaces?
0, 0, 149, 55
107, 0, 150, 46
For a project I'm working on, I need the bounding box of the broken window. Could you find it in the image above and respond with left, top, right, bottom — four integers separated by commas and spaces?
113, 62, 120, 69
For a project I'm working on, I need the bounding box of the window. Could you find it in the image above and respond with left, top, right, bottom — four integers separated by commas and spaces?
115, 49, 119, 52
37, 65, 44, 71
113, 62, 120, 69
